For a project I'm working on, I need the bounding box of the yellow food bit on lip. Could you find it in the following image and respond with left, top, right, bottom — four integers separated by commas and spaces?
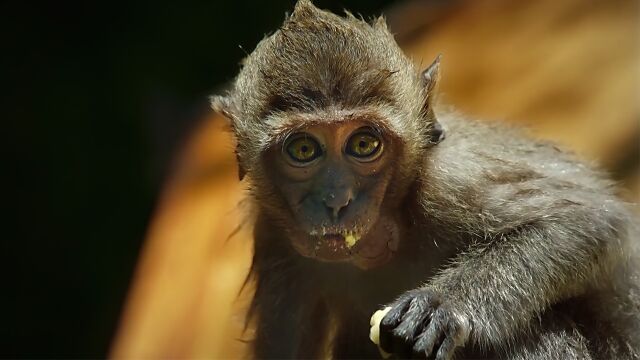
369, 307, 392, 358
345, 233, 359, 248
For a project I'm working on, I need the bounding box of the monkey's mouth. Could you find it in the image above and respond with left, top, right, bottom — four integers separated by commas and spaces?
311, 231, 362, 261
290, 218, 399, 269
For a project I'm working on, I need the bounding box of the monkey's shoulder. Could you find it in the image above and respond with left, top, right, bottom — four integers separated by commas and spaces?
417, 113, 634, 233
427, 113, 612, 191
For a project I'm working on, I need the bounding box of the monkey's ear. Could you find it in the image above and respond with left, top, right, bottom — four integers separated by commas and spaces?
430, 121, 446, 144
421, 54, 441, 97
421, 55, 445, 144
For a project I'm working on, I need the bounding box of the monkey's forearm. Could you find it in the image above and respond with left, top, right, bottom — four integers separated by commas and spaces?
427, 217, 623, 346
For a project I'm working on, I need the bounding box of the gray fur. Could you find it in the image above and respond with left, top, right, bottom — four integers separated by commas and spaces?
212, 1, 639, 359
211, 0, 433, 183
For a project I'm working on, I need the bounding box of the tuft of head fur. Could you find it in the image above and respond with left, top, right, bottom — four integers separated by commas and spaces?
212, 0, 438, 178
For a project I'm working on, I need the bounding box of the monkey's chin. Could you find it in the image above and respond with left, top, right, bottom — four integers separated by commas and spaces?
291, 217, 400, 270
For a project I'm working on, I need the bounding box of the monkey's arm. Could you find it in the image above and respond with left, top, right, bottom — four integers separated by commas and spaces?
382, 208, 626, 354
380, 119, 632, 358
429, 211, 623, 345
428, 132, 632, 345
382, 181, 629, 359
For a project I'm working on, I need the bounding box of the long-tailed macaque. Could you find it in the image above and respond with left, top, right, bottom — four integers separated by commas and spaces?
211, 1, 639, 359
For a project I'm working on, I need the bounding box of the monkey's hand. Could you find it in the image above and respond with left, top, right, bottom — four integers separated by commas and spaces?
378, 289, 470, 360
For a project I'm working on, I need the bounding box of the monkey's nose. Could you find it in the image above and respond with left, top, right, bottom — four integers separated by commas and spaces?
324, 191, 352, 220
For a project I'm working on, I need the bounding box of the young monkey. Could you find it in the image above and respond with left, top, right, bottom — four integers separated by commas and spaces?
212, 1, 639, 359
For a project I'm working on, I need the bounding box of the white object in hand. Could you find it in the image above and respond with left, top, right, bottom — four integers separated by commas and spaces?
369, 306, 393, 358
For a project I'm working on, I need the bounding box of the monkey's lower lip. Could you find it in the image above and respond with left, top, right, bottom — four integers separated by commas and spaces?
322, 234, 347, 247
313, 234, 353, 261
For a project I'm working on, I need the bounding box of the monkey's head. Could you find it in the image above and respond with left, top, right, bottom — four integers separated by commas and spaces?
212, 0, 443, 269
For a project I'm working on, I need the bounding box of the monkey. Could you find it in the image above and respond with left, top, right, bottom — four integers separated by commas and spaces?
211, 1, 640, 359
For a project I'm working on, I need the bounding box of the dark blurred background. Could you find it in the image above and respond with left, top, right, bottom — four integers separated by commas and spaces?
2, 1, 397, 357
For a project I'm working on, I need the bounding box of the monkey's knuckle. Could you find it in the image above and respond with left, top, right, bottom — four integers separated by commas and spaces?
391, 325, 413, 342
380, 315, 396, 331
421, 288, 444, 305
391, 295, 413, 311
411, 334, 427, 353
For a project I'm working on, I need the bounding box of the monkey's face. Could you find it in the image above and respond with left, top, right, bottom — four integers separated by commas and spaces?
264, 119, 405, 269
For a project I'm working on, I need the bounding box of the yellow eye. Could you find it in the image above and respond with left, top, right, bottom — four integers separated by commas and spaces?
285, 135, 321, 163
346, 131, 382, 159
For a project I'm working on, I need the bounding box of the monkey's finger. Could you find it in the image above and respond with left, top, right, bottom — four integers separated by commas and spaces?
386, 323, 414, 359
411, 328, 432, 357
393, 299, 431, 341
416, 315, 446, 357
413, 333, 446, 359
379, 300, 412, 352
381, 297, 412, 329
394, 310, 432, 357
411, 331, 429, 359
386, 320, 415, 359
434, 337, 456, 360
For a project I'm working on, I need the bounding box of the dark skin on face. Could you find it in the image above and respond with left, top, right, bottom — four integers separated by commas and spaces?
265, 118, 403, 270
